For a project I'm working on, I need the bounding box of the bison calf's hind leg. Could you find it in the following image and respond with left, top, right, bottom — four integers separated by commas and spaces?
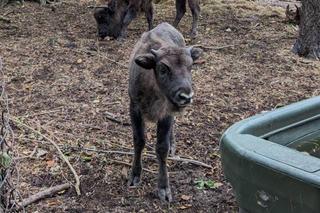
156, 115, 174, 202
128, 102, 146, 187
188, 0, 200, 38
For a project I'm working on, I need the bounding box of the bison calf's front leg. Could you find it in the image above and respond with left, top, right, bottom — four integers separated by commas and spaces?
128, 102, 146, 187
156, 115, 174, 202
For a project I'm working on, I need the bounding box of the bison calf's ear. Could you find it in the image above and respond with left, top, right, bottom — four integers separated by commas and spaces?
134, 54, 156, 69
188, 47, 203, 61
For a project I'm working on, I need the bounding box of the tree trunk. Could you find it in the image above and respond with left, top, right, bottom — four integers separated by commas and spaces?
292, 0, 320, 59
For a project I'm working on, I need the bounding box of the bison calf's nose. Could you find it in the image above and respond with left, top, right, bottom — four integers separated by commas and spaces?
176, 90, 194, 106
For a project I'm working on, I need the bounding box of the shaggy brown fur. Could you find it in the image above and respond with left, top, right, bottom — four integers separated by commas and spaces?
127, 23, 202, 202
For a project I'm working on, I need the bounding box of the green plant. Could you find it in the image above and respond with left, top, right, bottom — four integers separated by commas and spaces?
195, 179, 223, 190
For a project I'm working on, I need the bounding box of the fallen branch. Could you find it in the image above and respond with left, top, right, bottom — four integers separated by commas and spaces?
10, 117, 81, 196
14, 144, 38, 160
111, 159, 157, 174
195, 44, 240, 51
78, 147, 213, 169
16, 183, 71, 210
105, 111, 131, 126
87, 5, 108, 8
67, 47, 128, 69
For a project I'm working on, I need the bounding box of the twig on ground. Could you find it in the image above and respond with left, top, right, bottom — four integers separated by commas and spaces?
78, 147, 213, 169
105, 111, 131, 126
195, 44, 240, 51
87, 5, 108, 8
111, 159, 157, 174
15, 144, 38, 160
10, 117, 81, 196
24, 107, 63, 118
67, 47, 128, 69
16, 183, 71, 210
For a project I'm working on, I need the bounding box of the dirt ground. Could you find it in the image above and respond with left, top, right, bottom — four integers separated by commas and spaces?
0, 0, 319, 212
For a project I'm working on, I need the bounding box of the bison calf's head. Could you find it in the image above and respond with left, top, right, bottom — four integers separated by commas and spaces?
94, 6, 122, 39
135, 46, 202, 110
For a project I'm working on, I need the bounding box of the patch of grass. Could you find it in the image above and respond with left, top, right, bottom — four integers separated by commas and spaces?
195, 179, 223, 190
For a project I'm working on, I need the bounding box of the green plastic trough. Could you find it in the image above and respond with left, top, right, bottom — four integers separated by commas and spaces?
220, 96, 320, 213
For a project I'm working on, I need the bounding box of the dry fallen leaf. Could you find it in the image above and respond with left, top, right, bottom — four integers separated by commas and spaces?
46, 160, 55, 168
178, 204, 192, 209
121, 166, 128, 178
181, 194, 192, 201
146, 132, 152, 140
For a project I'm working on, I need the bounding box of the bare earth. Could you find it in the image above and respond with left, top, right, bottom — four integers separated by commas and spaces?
0, 0, 319, 212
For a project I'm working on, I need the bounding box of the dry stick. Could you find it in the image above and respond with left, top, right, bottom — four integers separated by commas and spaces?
16, 183, 71, 210
105, 111, 131, 126
87, 5, 108, 8
24, 107, 63, 118
111, 159, 157, 174
10, 117, 81, 196
15, 144, 38, 160
81, 147, 213, 169
66, 47, 128, 69
195, 43, 240, 51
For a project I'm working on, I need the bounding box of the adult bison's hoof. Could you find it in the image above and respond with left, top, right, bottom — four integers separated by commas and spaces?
190, 30, 198, 39
127, 175, 141, 188
158, 187, 172, 202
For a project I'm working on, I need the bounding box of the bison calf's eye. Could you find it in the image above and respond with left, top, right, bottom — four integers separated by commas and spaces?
157, 64, 170, 77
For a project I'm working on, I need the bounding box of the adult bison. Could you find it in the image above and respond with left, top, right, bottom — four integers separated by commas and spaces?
127, 22, 202, 201
94, 0, 200, 39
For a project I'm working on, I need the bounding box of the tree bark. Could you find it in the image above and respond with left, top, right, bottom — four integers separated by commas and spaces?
292, 0, 320, 59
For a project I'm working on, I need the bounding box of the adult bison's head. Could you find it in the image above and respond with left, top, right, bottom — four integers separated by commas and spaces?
94, 1, 123, 39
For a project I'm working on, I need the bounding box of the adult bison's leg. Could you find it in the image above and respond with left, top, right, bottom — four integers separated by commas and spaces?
120, 5, 139, 38
128, 102, 146, 187
156, 115, 173, 202
173, 0, 186, 28
188, 0, 200, 38
145, 2, 154, 30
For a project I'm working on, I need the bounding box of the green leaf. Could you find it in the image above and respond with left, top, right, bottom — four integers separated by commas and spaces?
0, 152, 12, 169
195, 179, 223, 190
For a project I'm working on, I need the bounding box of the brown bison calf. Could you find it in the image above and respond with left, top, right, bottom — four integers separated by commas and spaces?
94, 0, 200, 39
128, 22, 202, 202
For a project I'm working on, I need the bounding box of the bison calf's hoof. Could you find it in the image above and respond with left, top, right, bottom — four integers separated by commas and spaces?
127, 175, 141, 188
158, 187, 172, 202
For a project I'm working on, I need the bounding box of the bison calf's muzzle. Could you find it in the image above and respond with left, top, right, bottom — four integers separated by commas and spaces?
128, 22, 202, 202
175, 90, 194, 106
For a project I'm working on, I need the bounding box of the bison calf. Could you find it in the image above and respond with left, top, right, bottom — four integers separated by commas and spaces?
94, 0, 153, 39
128, 22, 202, 202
